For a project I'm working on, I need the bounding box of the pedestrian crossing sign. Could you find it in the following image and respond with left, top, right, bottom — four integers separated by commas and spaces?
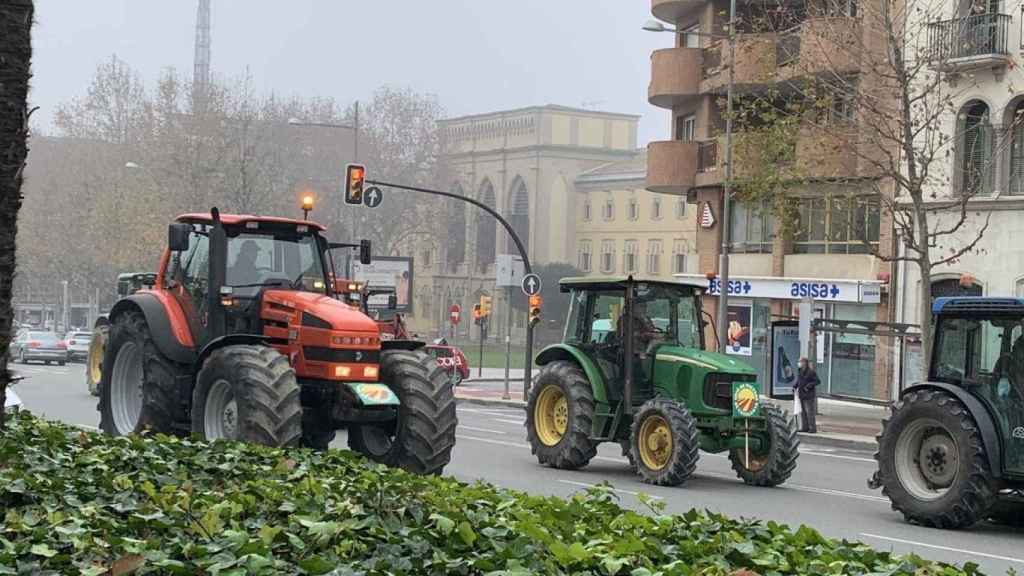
732, 383, 760, 418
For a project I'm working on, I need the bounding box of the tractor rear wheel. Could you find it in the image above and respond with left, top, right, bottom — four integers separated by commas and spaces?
526, 361, 597, 470
875, 389, 997, 528
191, 345, 302, 448
347, 350, 457, 475
85, 324, 108, 396
729, 403, 800, 487
631, 398, 699, 486
98, 310, 186, 437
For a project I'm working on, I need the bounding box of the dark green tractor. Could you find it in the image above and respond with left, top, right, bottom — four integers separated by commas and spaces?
526, 276, 799, 487
870, 297, 1024, 528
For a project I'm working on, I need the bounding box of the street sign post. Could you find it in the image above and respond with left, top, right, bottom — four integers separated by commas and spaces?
364, 186, 383, 208
521, 273, 541, 296
449, 303, 461, 325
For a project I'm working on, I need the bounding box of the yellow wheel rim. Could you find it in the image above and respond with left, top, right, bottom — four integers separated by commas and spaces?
534, 385, 568, 446
88, 335, 106, 384
638, 415, 673, 471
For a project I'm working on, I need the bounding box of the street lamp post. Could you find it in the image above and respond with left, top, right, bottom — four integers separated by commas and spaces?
644, 7, 737, 352
287, 100, 359, 162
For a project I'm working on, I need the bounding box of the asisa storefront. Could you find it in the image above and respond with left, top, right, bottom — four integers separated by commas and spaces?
675, 273, 895, 402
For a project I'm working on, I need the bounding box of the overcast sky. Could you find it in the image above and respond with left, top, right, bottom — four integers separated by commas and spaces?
32, 0, 672, 145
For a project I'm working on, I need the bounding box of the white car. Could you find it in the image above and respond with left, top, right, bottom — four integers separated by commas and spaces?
64, 331, 93, 362
4, 387, 23, 412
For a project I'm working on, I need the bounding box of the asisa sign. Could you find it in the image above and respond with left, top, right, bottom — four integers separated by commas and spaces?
691, 274, 882, 304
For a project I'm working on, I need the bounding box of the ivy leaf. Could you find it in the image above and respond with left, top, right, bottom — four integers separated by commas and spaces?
29, 543, 57, 558
457, 521, 477, 546
430, 513, 456, 535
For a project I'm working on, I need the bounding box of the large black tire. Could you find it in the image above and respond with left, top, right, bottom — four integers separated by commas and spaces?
729, 403, 800, 487
631, 398, 699, 486
191, 345, 302, 448
98, 310, 187, 437
347, 350, 457, 475
525, 361, 597, 470
875, 389, 997, 529
86, 324, 109, 396
301, 408, 337, 450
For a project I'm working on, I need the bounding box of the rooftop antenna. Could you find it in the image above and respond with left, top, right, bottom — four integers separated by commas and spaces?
193, 0, 211, 112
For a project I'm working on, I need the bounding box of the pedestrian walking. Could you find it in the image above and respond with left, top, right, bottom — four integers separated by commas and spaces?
795, 357, 819, 433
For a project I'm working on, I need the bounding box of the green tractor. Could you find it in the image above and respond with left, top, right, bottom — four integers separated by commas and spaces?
870, 297, 1024, 528
526, 276, 800, 487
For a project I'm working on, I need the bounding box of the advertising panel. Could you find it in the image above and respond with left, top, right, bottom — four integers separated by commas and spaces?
726, 302, 752, 356
351, 257, 414, 313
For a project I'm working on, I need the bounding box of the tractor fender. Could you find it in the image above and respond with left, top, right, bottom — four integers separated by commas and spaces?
194, 334, 272, 373
535, 344, 608, 405
109, 295, 196, 365
902, 382, 1003, 479
381, 339, 426, 352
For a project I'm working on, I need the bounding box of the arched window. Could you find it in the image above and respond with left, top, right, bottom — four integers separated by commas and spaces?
931, 277, 982, 298
476, 180, 497, 272
509, 177, 529, 254
957, 101, 994, 196
447, 184, 466, 268
1009, 100, 1024, 195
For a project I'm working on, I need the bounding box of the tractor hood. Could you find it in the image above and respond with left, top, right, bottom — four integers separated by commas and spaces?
263, 289, 381, 333
654, 345, 757, 375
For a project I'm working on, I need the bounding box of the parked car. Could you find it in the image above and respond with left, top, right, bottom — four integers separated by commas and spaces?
424, 339, 470, 386
64, 331, 92, 362
9, 331, 67, 365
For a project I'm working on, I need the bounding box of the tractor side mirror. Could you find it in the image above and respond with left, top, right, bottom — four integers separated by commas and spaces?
388, 293, 398, 310
359, 240, 372, 265
168, 223, 191, 252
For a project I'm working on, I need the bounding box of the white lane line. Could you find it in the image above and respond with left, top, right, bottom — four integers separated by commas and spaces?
459, 425, 507, 435
558, 479, 663, 499
458, 436, 887, 504
495, 418, 524, 426
801, 450, 876, 464
458, 408, 524, 416
860, 533, 1024, 564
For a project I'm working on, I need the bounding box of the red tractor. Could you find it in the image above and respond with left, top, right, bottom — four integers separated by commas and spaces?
96, 209, 456, 475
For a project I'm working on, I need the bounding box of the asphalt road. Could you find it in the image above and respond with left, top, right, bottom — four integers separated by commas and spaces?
11, 362, 1024, 575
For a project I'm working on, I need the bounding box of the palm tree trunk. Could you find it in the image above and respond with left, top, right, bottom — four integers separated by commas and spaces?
0, 0, 35, 429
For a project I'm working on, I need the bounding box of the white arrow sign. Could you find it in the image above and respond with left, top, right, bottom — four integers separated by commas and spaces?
364, 186, 383, 208
522, 273, 542, 296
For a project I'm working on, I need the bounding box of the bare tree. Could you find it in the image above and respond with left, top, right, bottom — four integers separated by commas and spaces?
726, 0, 1021, 369
0, 0, 34, 428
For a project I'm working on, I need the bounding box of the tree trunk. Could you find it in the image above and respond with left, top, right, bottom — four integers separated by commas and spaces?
914, 204, 934, 377
0, 0, 35, 429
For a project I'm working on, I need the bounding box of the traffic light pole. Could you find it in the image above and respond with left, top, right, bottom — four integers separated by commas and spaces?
366, 179, 537, 396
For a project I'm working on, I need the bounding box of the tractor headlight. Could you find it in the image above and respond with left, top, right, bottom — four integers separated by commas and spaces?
363, 366, 379, 379
335, 366, 352, 378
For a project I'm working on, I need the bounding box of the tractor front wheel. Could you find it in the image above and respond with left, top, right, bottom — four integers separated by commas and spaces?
191, 345, 302, 447
98, 310, 186, 437
526, 361, 597, 470
85, 324, 108, 396
631, 398, 699, 486
347, 350, 457, 475
875, 389, 996, 528
729, 403, 800, 487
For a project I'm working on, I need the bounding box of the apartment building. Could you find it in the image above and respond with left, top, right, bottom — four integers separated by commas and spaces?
645, 0, 893, 400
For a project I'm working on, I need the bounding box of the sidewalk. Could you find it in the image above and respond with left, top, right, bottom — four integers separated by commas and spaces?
455, 376, 884, 450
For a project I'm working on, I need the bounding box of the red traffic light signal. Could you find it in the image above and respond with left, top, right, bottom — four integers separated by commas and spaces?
345, 164, 366, 205
528, 294, 542, 328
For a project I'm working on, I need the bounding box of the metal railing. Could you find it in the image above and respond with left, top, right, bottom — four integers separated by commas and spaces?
698, 140, 719, 173
927, 13, 1010, 62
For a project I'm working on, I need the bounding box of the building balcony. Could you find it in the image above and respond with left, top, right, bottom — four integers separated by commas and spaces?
777, 17, 862, 80
646, 140, 698, 195
648, 47, 703, 108
651, 0, 703, 23
927, 13, 1011, 72
701, 34, 778, 93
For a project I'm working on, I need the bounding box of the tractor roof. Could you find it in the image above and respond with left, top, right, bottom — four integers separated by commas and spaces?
559, 275, 707, 293
933, 297, 1024, 316
175, 213, 326, 232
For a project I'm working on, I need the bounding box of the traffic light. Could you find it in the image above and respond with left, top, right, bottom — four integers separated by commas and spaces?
529, 294, 542, 328
345, 163, 366, 205
472, 304, 482, 325
479, 295, 493, 318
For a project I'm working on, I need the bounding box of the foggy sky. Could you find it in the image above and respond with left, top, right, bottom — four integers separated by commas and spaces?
32, 0, 671, 145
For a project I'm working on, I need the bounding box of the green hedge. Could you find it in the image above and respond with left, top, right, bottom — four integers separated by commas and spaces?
1, 413, 977, 576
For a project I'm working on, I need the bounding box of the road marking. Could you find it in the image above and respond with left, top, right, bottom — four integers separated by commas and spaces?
458, 408, 524, 417
459, 425, 507, 435
860, 533, 1024, 564
457, 434, 530, 450
495, 418, 524, 426
558, 479, 663, 499
801, 450, 876, 464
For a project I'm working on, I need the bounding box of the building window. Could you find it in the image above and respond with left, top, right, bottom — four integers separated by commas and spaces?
676, 114, 697, 142
1009, 100, 1024, 195
421, 249, 432, 268
624, 240, 638, 274
578, 241, 592, 272
652, 197, 662, 220
793, 196, 881, 254
600, 240, 616, 273
1016, 278, 1024, 297
628, 197, 639, 220
957, 100, 994, 197
675, 197, 686, 219
603, 197, 615, 220
647, 240, 663, 275
583, 199, 592, 221
672, 239, 688, 274
728, 201, 773, 254
682, 24, 701, 48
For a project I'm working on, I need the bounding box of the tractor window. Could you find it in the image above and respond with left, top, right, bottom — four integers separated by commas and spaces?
226, 233, 327, 296
176, 227, 210, 309
588, 293, 624, 345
